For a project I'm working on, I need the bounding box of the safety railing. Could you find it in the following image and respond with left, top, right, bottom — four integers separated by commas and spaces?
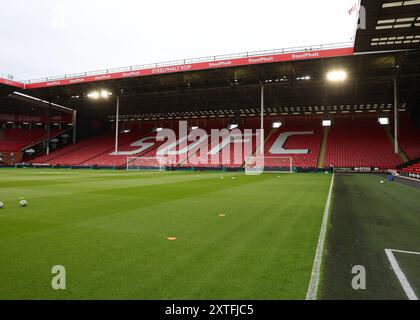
24, 41, 353, 84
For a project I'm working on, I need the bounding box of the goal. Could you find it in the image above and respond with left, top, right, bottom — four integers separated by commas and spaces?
127, 157, 166, 171
244, 156, 294, 175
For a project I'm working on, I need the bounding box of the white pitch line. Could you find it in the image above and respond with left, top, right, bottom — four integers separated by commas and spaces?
306, 173, 335, 300
388, 249, 420, 256
385, 249, 419, 300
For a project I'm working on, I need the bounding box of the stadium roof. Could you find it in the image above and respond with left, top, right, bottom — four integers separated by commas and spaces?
6, 47, 415, 119
355, 0, 420, 52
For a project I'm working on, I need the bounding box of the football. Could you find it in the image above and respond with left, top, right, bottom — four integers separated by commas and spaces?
0, 202, 4, 209
19, 200, 28, 207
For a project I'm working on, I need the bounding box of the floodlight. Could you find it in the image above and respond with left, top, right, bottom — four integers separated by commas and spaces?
272, 121, 282, 128
378, 117, 389, 125
87, 91, 100, 99
88, 90, 112, 99
101, 90, 112, 98
322, 120, 332, 127
327, 70, 347, 82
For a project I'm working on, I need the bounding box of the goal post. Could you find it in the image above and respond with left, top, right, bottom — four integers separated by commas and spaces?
127, 157, 167, 171
244, 156, 294, 175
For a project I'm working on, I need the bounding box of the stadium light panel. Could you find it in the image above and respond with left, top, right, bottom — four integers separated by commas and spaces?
272, 122, 282, 128
326, 70, 347, 82
101, 90, 109, 98
322, 120, 332, 127
88, 90, 112, 99
87, 91, 100, 99
378, 117, 389, 125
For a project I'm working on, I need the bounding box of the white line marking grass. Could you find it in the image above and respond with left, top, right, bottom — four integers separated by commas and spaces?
385, 249, 420, 300
306, 173, 335, 300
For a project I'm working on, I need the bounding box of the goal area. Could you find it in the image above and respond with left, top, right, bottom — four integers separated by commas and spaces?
127, 157, 167, 171
244, 156, 294, 175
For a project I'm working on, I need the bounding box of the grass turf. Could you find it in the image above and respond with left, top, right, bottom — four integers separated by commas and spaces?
0, 169, 331, 299
320, 173, 420, 300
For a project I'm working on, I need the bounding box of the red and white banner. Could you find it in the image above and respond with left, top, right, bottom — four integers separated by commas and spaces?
0, 77, 25, 89
25, 47, 354, 89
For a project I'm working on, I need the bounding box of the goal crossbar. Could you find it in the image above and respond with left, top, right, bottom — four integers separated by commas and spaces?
244, 156, 294, 175
127, 157, 166, 171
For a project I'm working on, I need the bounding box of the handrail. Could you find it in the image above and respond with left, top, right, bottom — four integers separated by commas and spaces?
23, 41, 353, 84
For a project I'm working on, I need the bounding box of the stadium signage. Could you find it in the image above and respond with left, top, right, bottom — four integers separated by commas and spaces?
209, 61, 232, 67
152, 64, 193, 74
24, 47, 353, 89
248, 57, 274, 63
69, 78, 85, 84
0, 77, 25, 89
292, 52, 320, 60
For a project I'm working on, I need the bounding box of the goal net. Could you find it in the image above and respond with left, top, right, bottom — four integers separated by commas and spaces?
244, 156, 293, 175
127, 157, 166, 171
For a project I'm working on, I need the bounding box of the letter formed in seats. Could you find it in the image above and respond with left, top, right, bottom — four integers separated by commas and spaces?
269, 131, 314, 155
110, 137, 156, 156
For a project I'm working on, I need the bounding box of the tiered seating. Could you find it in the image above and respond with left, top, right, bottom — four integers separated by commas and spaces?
83, 131, 156, 167
30, 134, 108, 164
183, 136, 247, 168
28, 116, 415, 169
0, 128, 48, 152
400, 159, 420, 180
402, 162, 420, 174
184, 125, 261, 168
263, 119, 323, 168
46, 130, 146, 166
324, 117, 401, 169
399, 117, 420, 160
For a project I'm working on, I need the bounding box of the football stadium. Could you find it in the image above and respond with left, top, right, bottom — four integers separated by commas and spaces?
1, 0, 420, 304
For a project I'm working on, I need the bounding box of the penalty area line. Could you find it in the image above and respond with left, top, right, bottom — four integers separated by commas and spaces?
306, 173, 335, 300
385, 249, 419, 300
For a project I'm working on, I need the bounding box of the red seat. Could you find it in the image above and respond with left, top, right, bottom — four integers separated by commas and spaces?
0, 128, 47, 152
324, 118, 401, 169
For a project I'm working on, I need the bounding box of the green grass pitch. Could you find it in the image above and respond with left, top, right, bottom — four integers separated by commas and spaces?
0, 169, 332, 299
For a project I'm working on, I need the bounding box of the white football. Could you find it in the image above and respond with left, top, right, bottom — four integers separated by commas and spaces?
0, 202, 4, 209
19, 200, 28, 207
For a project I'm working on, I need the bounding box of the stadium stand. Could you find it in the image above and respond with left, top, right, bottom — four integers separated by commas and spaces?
83, 130, 157, 167
324, 116, 401, 169
27, 115, 415, 170
30, 133, 108, 164
399, 116, 420, 160
0, 128, 62, 152
45, 130, 148, 166
264, 118, 323, 168
402, 161, 420, 174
